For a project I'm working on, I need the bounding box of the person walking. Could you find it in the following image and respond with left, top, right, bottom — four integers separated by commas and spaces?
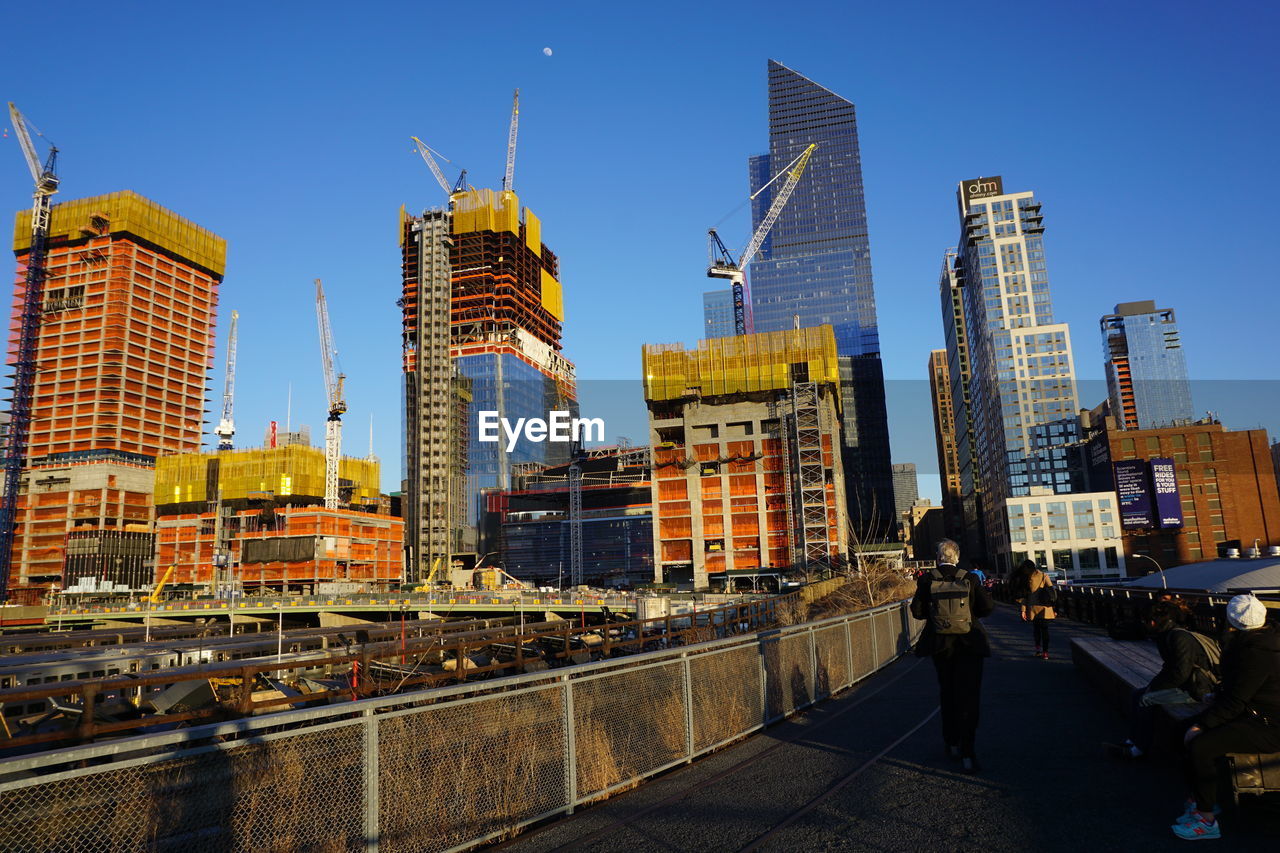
910, 539, 994, 773
1013, 559, 1056, 659
1173, 593, 1280, 841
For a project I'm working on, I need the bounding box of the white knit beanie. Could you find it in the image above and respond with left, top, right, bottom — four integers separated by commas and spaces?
1226, 594, 1267, 631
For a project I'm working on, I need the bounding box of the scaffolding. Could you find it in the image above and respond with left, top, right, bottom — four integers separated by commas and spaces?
642, 325, 839, 401
792, 381, 833, 571
154, 445, 380, 507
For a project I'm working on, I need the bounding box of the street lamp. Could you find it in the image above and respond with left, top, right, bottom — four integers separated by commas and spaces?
1131, 553, 1167, 590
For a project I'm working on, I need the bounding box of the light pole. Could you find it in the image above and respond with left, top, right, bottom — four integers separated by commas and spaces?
1131, 553, 1167, 590
275, 601, 284, 663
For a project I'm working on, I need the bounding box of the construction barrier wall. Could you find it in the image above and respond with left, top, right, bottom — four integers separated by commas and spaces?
642, 325, 839, 401
154, 446, 380, 507
14, 190, 227, 276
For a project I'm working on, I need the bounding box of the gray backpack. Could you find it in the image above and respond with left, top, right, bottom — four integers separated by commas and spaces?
929, 568, 971, 635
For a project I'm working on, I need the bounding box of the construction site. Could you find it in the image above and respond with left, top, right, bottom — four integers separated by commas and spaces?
152, 444, 400, 592
644, 326, 850, 589
4, 183, 225, 604
400, 93, 577, 586
484, 444, 653, 588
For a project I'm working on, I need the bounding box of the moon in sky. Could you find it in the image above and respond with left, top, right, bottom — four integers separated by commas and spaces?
543, 47, 553, 56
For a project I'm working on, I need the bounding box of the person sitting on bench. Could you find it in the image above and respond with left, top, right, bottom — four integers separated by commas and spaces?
1174, 593, 1280, 841
1105, 597, 1220, 760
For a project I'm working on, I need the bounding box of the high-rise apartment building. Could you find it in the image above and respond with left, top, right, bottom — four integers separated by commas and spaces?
747, 60, 893, 536
928, 349, 963, 538
401, 189, 575, 581
953, 177, 1080, 570
644, 326, 848, 589
702, 289, 736, 339
1101, 300, 1194, 430
6, 191, 223, 601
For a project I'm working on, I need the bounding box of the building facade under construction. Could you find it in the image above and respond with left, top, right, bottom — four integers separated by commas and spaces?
644, 326, 850, 589
400, 188, 575, 583
6, 192, 224, 601
484, 445, 653, 588
152, 444, 400, 591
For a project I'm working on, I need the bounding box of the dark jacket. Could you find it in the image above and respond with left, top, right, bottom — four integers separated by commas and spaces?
1197, 622, 1280, 730
910, 564, 994, 657
1149, 628, 1218, 700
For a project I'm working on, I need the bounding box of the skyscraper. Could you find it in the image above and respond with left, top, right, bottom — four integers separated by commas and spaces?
891, 462, 918, 532
747, 59, 893, 536
702, 289, 735, 339
6, 191, 224, 601
953, 177, 1080, 570
1101, 300, 1193, 430
928, 349, 963, 539
401, 188, 575, 580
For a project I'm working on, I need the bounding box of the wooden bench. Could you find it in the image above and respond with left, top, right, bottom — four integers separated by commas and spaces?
1071, 635, 1280, 805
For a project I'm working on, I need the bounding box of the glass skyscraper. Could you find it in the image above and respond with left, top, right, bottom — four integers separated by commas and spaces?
1101, 300, 1193, 430
702, 289, 736, 339
747, 60, 894, 535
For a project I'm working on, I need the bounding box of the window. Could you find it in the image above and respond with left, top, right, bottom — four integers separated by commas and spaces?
1120, 438, 1135, 458
1078, 548, 1100, 570
1103, 547, 1119, 569
1052, 549, 1073, 571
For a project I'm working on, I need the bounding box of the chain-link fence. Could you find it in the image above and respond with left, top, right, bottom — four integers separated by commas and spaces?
0, 600, 921, 852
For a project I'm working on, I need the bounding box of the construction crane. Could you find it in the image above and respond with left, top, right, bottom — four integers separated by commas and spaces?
214, 310, 239, 450
708, 143, 817, 336
0, 103, 59, 602
314, 279, 346, 510
503, 89, 519, 192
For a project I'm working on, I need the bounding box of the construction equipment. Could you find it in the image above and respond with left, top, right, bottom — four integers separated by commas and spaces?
503, 89, 519, 192
0, 103, 60, 602
148, 565, 175, 604
708, 143, 817, 336
314, 279, 346, 510
214, 310, 239, 450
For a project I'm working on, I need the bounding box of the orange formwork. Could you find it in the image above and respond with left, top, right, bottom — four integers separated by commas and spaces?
154, 506, 403, 592
7, 192, 223, 599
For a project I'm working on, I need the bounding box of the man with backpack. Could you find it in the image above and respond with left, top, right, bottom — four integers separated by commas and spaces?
910, 539, 994, 773
1105, 597, 1221, 760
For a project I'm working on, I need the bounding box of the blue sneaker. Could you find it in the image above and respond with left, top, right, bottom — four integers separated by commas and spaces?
1178, 801, 1222, 822
1172, 814, 1220, 840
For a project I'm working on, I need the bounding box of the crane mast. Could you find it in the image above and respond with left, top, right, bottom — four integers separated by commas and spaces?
503, 89, 519, 192
215, 310, 239, 450
0, 103, 59, 602
708, 143, 817, 335
314, 279, 346, 510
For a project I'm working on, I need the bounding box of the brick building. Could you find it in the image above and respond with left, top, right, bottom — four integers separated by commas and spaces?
1087, 419, 1280, 570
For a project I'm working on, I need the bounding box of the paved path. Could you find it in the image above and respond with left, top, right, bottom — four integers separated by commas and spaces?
498, 605, 1280, 852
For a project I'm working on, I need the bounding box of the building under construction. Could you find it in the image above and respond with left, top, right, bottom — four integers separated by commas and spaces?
484, 445, 653, 588
6, 192, 224, 602
400, 188, 575, 583
644, 327, 850, 589
153, 444, 400, 591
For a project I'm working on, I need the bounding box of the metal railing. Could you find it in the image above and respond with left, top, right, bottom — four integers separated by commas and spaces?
0, 599, 920, 852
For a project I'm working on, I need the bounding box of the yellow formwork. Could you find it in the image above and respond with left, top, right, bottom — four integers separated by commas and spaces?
642, 325, 840, 401
155, 445, 381, 506
540, 268, 564, 321
524, 207, 541, 257
14, 190, 227, 276
451, 188, 520, 236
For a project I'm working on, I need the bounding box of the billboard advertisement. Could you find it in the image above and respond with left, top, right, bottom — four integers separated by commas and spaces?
1114, 459, 1154, 529
1148, 457, 1184, 529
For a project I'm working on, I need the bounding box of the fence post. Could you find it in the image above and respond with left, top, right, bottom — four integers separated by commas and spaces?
808, 625, 819, 703
869, 611, 879, 668
682, 653, 694, 761
364, 708, 379, 852
843, 616, 854, 690
563, 673, 577, 815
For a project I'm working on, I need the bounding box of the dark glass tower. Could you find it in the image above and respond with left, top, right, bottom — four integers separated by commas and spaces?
748, 59, 894, 537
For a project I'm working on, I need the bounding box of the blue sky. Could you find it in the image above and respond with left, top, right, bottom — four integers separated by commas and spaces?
4, 1, 1278, 500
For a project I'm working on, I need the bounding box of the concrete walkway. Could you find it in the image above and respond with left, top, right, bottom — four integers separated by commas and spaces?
498, 606, 1280, 852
